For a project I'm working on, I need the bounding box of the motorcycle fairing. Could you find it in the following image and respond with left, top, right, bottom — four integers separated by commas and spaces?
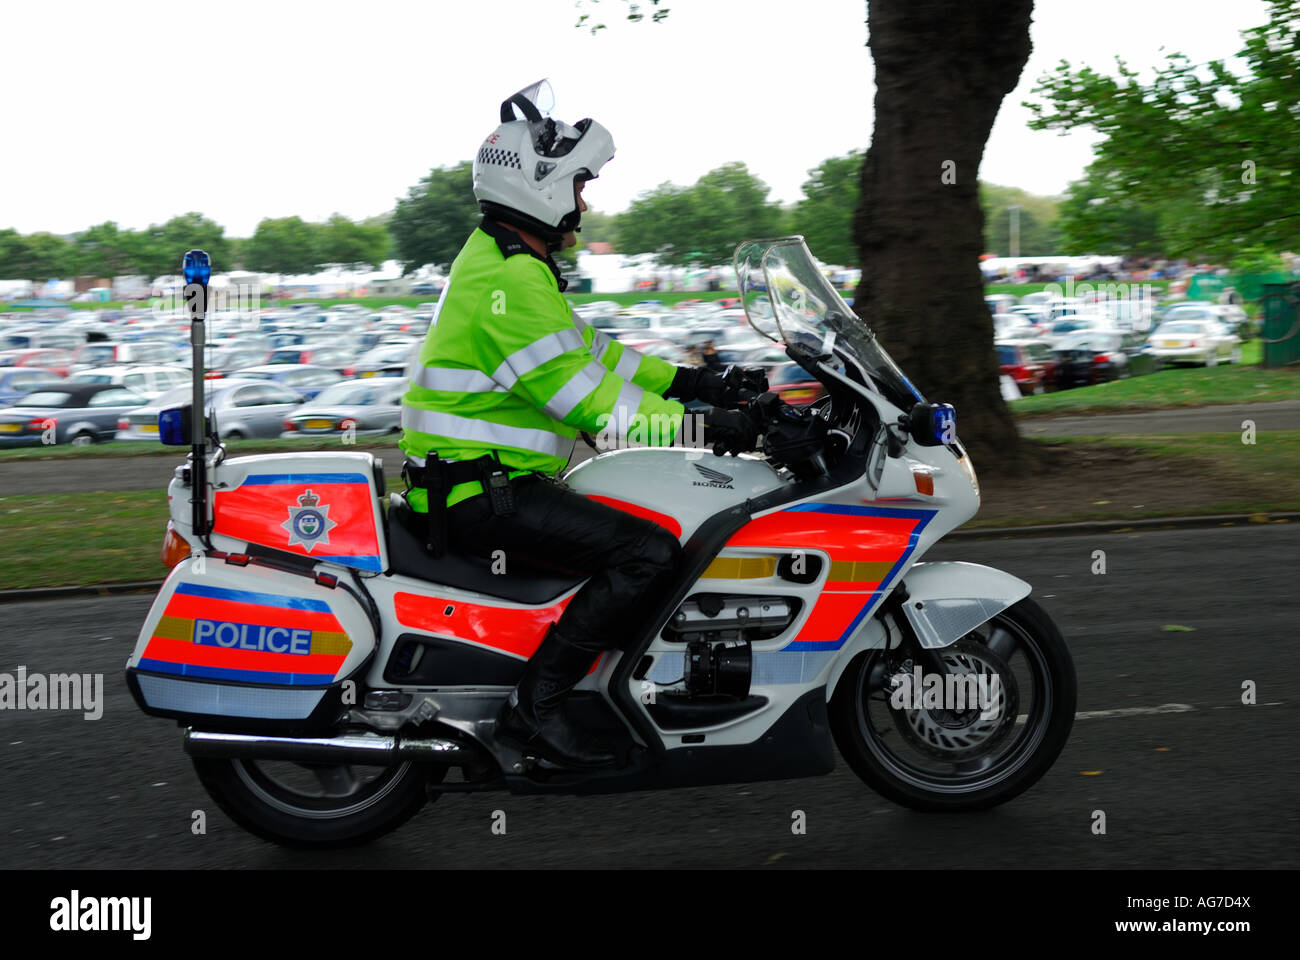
208, 453, 387, 573
724, 502, 935, 652
125, 559, 376, 729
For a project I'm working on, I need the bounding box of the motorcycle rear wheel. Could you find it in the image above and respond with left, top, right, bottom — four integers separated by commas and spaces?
192, 755, 441, 848
830, 597, 1076, 812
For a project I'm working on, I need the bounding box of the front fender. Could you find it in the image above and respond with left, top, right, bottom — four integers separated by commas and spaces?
899, 561, 1031, 649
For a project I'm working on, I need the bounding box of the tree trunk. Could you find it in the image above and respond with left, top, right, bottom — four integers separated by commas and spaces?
853, 0, 1033, 469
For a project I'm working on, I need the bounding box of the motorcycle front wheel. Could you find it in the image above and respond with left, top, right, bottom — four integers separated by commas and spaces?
830, 597, 1076, 812
192, 754, 442, 848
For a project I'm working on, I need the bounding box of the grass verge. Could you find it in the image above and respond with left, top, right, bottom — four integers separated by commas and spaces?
1011, 341, 1299, 417
3, 432, 1298, 589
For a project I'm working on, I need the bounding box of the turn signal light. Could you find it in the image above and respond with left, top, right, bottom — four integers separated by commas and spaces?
160, 521, 191, 568
912, 470, 935, 496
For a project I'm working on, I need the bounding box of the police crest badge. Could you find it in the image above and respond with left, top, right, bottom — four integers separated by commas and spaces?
282, 489, 337, 552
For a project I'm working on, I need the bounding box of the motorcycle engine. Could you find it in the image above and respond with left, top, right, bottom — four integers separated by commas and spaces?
660, 594, 796, 699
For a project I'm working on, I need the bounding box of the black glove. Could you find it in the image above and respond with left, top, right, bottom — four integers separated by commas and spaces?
667, 365, 723, 405
667, 365, 765, 409
702, 406, 759, 457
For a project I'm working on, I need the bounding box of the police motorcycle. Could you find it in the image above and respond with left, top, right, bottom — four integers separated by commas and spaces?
126, 241, 1076, 847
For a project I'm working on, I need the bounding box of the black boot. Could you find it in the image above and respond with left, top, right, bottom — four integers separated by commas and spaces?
496, 626, 618, 769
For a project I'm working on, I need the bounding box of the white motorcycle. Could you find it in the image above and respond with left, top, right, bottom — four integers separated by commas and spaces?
125, 238, 1076, 847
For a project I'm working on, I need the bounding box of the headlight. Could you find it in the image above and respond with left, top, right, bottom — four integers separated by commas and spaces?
957, 449, 980, 500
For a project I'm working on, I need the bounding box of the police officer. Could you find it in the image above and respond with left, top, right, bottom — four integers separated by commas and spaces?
399, 82, 757, 769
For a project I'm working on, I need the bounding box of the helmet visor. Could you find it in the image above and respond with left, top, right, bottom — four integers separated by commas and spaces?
500, 78, 555, 123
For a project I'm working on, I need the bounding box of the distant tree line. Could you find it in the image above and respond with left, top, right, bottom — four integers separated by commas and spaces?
0, 212, 392, 283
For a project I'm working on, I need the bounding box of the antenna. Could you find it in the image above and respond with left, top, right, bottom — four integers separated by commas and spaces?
183, 250, 211, 540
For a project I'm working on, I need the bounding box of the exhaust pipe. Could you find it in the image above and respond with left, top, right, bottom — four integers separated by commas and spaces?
184, 729, 475, 765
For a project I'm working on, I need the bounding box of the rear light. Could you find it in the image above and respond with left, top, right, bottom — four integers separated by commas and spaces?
117, 418, 129, 430
283, 419, 297, 430
342, 366, 355, 377
339, 418, 360, 430
27, 416, 54, 431
160, 521, 190, 568
1189, 340, 1199, 348
1093, 354, 1110, 363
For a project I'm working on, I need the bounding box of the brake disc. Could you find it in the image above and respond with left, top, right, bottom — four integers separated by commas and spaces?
889, 639, 1020, 762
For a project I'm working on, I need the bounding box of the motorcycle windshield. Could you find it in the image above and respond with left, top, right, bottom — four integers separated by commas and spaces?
734, 237, 923, 410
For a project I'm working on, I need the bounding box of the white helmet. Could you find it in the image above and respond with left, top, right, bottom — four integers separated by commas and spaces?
473, 80, 615, 250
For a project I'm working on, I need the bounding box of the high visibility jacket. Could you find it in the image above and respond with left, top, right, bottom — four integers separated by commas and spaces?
400, 222, 685, 509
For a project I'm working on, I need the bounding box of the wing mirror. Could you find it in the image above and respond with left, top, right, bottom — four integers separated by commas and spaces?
905, 402, 956, 447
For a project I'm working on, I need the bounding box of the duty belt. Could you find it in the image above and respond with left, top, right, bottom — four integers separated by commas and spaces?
401, 453, 522, 557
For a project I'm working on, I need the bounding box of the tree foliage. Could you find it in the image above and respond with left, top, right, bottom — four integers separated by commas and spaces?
243, 216, 321, 276
979, 182, 1062, 256
616, 162, 784, 266
389, 161, 481, 274
318, 213, 391, 271
0, 230, 76, 283
1054, 173, 1167, 257
1025, 0, 1300, 259
790, 151, 863, 268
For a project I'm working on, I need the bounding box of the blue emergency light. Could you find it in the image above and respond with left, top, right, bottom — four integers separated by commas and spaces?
930, 403, 956, 445
183, 249, 211, 285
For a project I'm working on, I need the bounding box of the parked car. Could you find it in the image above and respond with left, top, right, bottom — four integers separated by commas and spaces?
198, 341, 272, 378
1050, 331, 1158, 388
0, 382, 148, 447
66, 364, 191, 400
996, 339, 1058, 395
1161, 304, 1252, 341
70, 340, 178, 369
984, 294, 1017, 315
1145, 318, 1242, 367
237, 363, 344, 400
1042, 316, 1110, 348
617, 339, 685, 364
117, 378, 305, 441
265, 344, 357, 373
280, 377, 406, 438
769, 362, 826, 406
0, 348, 75, 377
993, 313, 1040, 340
349, 341, 419, 378
0, 367, 64, 406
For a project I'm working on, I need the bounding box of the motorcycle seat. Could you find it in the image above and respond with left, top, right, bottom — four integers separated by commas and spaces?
385, 493, 585, 604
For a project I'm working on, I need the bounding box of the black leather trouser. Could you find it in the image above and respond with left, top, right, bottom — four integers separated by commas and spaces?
445, 475, 682, 653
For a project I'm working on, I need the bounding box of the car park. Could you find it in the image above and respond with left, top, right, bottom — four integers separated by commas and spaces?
237, 363, 344, 400
0, 382, 148, 446
117, 378, 305, 441
66, 364, 191, 400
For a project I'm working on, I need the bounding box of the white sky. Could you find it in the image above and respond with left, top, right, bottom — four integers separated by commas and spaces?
0, 0, 1270, 237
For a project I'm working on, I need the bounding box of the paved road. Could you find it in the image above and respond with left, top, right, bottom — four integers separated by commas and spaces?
1019, 399, 1300, 438
1, 524, 1295, 868
3, 400, 1298, 496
